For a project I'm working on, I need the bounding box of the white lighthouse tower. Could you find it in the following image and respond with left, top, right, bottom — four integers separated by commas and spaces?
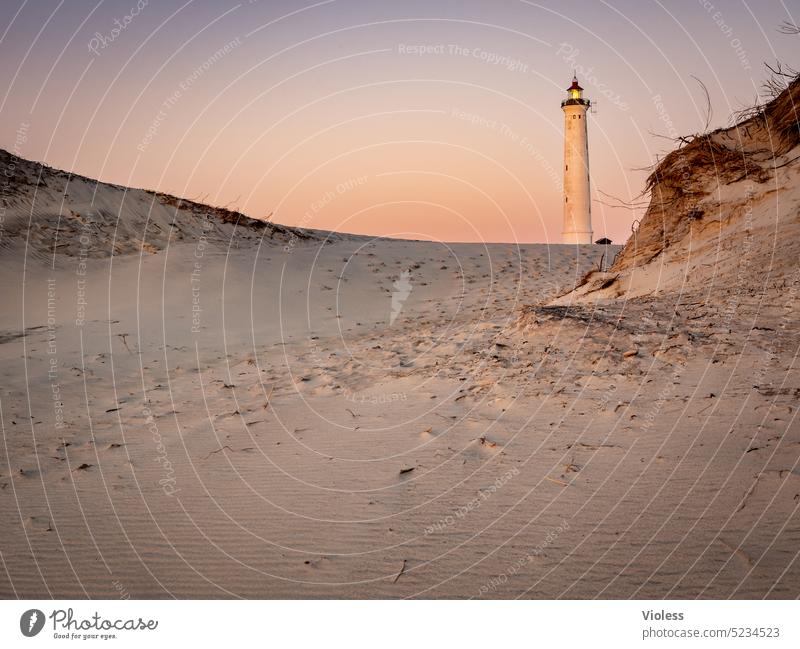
561, 76, 593, 244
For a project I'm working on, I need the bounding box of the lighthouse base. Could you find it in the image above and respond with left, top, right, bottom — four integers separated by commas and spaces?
562, 231, 593, 245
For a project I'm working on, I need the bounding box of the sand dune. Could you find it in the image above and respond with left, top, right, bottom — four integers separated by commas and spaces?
1, 82, 799, 599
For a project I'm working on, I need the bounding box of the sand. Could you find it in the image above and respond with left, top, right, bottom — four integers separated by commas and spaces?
1, 93, 799, 598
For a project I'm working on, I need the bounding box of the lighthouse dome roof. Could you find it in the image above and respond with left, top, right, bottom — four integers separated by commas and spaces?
568, 76, 583, 91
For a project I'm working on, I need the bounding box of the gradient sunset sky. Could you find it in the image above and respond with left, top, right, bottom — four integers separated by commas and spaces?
1, 0, 797, 243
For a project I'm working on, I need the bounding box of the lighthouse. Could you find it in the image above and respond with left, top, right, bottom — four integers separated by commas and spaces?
561, 76, 592, 244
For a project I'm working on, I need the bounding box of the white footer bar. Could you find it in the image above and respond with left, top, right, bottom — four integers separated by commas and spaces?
1, 600, 796, 648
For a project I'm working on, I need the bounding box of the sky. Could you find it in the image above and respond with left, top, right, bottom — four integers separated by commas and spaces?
0, 0, 798, 244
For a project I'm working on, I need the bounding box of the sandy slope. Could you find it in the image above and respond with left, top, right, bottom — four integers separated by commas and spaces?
1, 79, 799, 598
1, 229, 623, 598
